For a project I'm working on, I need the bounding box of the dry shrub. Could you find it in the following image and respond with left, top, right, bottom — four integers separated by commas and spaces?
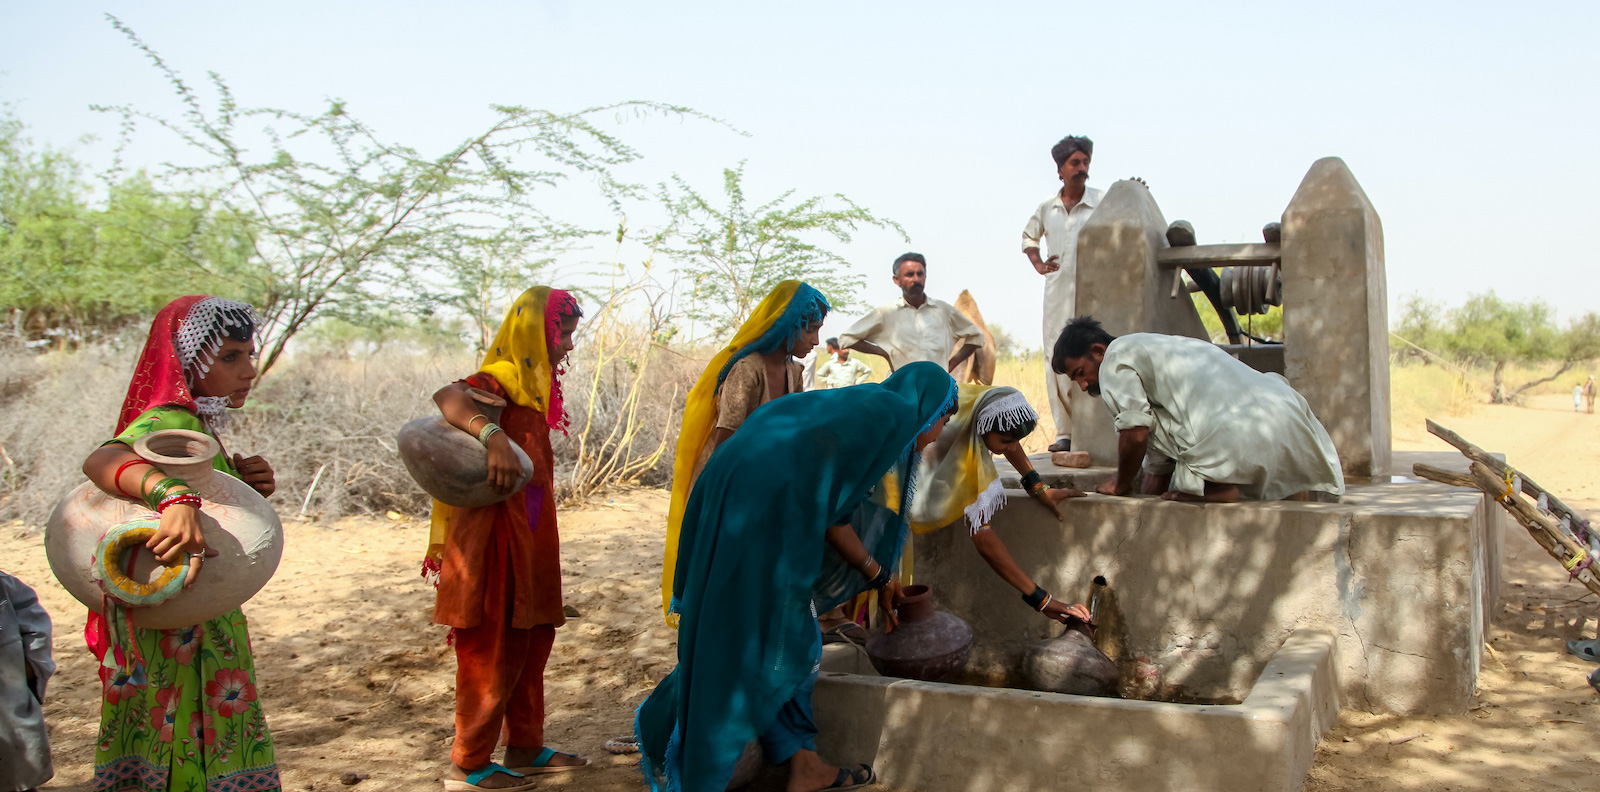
0, 338, 137, 529
0, 330, 701, 530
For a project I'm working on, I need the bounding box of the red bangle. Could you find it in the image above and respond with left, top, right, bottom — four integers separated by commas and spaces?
113, 459, 147, 498
156, 493, 202, 513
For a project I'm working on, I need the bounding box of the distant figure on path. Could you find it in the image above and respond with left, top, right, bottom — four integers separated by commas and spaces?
1585, 376, 1596, 413
427, 286, 590, 789
839, 252, 983, 373
1052, 316, 1344, 504
1576, 383, 1585, 413
816, 338, 873, 388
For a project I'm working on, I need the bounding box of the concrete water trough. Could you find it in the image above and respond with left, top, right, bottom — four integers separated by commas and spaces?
814, 629, 1338, 792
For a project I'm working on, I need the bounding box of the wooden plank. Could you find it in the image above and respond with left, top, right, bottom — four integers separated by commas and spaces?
1426, 420, 1588, 527
1156, 243, 1280, 269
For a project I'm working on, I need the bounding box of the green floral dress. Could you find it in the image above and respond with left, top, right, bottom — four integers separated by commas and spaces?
92, 406, 281, 792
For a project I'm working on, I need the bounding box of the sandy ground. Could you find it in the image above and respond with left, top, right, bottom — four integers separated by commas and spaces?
7, 392, 1600, 791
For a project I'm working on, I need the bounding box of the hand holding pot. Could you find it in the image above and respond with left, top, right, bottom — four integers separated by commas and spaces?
485, 432, 522, 494
148, 503, 206, 564
878, 579, 904, 633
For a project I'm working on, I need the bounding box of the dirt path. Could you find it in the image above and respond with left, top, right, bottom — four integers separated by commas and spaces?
1306, 393, 1600, 790
10, 490, 677, 792
10, 393, 1600, 791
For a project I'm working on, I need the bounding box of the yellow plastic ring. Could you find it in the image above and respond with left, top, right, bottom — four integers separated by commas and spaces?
95, 519, 189, 606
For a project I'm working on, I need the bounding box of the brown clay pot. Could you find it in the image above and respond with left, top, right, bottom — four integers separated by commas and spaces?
1022, 623, 1120, 697
45, 429, 285, 630
397, 388, 534, 508
865, 584, 973, 682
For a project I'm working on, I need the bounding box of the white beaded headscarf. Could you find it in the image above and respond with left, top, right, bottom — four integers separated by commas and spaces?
176, 297, 256, 433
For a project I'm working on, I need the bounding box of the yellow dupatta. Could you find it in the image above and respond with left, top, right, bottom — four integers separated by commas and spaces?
660, 280, 829, 625
425, 286, 567, 579
908, 384, 1037, 534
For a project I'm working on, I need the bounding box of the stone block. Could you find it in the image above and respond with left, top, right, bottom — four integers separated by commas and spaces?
1050, 450, 1091, 468
1281, 157, 1391, 479
918, 451, 1502, 714
814, 630, 1340, 792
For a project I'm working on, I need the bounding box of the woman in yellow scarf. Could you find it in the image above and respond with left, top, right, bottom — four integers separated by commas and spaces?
660, 280, 828, 625
908, 384, 1094, 625
426, 286, 590, 789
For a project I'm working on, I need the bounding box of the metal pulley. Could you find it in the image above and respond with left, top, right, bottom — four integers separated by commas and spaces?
1219, 263, 1281, 316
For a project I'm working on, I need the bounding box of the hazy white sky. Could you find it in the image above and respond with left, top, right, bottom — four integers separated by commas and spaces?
4, 1, 1597, 349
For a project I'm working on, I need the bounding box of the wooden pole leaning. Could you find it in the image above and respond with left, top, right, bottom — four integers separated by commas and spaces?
1411, 420, 1600, 599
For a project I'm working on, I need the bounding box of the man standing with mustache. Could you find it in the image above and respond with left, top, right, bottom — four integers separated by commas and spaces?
839, 252, 984, 373
1023, 135, 1102, 453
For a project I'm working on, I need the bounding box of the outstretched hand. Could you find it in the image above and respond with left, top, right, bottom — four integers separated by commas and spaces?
1031, 486, 1086, 519
1041, 599, 1094, 627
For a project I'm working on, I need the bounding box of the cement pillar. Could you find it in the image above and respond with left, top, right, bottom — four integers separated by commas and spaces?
1069, 180, 1209, 466
1281, 158, 1391, 479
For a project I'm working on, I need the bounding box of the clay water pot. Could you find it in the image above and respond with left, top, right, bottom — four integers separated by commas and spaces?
45, 429, 285, 630
864, 584, 973, 682
1022, 623, 1119, 697
397, 388, 534, 508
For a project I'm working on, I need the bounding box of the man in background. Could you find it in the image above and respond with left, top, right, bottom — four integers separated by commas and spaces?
840, 252, 983, 373
816, 337, 873, 388
1022, 135, 1103, 453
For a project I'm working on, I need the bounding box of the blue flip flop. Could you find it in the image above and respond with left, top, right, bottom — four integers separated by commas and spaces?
442, 762, 527, 791
509, 747, 589, 775
1566, 638, 1600, 664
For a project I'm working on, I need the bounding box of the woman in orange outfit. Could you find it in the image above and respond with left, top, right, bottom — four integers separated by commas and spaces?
424, 286, 588, 791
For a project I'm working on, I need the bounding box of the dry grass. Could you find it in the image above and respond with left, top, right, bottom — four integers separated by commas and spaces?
0, 336, 702, 531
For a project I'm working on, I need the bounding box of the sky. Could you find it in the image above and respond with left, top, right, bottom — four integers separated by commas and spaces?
4, 1, 1597, 350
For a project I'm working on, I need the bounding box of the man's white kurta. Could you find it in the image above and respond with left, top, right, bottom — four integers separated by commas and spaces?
1097, 333, 1344, 501
1023, 186, 1103, 440
838, 297, 983, 369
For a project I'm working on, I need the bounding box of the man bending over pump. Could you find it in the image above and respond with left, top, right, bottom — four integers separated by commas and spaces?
1051, 316, 1344, 503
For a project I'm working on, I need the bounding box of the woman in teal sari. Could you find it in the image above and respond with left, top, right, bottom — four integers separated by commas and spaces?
637, 362, 958, 792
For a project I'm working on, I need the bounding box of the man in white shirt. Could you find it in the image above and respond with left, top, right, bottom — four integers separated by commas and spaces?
839, 252, 984, 372
1051, 316, 1344, 504
816, 338, 873, 388
1023, 135, 1104, 453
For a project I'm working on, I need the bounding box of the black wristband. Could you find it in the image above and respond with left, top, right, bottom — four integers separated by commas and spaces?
1022, 584, 1049, 610
1020, 470, 1043, 491
866, 565, 892, 590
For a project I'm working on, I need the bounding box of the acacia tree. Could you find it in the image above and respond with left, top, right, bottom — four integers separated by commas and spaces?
96, 15, 708, 373
656, 161, 906, 338
1397, 292, 1600, 404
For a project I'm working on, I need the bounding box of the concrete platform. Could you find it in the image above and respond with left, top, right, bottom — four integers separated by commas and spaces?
915, 450, 1503, 714
813, 629, 1340, 792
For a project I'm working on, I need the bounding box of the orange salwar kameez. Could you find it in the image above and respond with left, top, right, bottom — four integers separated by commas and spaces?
434, 372, 566, 769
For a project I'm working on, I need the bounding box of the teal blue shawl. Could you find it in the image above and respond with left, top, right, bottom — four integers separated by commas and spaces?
637, 362, 957, 792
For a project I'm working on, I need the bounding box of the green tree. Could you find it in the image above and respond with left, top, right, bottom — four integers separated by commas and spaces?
1, 109, 256, 345
97, 15, 709, 373
656, 161, 906, 337
1398, 292, 1600, 404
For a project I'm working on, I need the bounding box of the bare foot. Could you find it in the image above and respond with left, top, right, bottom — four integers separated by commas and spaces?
447, 763, 530, 789
504, 745, 589, 770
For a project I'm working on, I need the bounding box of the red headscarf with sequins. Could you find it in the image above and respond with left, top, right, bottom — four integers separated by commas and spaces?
116, 296, 208, 434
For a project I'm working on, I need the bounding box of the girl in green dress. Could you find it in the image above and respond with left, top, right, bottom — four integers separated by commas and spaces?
79, 295, 281, 792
